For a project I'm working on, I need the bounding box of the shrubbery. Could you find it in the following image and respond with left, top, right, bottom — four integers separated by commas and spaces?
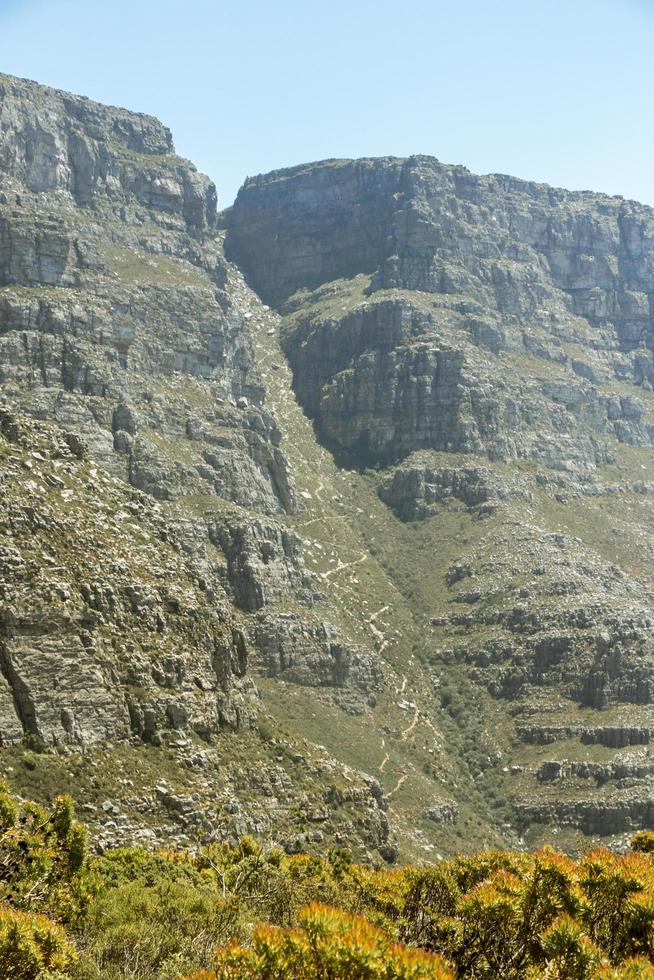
201, 903, 452, 979
0, 784, 653, 977
0, 782, 86, 977
0, 906, 77, 978
0, 784, 88, 922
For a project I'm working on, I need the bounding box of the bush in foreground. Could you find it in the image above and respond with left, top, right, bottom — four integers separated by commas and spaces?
0, 906, 77, 979
0, 786, 654, 977
195, 903, 453, 979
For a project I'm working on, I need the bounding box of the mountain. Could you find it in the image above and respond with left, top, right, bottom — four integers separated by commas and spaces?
1, 72, 653, 862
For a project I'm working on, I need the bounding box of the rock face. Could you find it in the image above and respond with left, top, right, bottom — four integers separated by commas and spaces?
229, 155, 654, 340
229, 157, 654, 469
378, 461, 529, 521
251, 612, 382, 699
0, 72, 285, 747
0, 71, 291, 516
4, 73, 654, 859
0, 72, 215, 227
209, 517, 314, 611
226, 158, 404, 303
0, 75, 392, 860
0, 407, 256, 747
228, 154, 654, 852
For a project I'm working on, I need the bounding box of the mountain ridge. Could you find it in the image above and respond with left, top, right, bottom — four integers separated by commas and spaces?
1, 70, 653, 864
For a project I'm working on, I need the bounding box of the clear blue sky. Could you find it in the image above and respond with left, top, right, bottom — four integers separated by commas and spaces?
1, 0, 653, 208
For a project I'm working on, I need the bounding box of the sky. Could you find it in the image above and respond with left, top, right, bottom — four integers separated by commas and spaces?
0, 0, 653, 208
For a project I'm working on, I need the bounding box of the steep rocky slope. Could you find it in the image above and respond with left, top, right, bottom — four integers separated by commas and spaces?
2, 72, 653, 861
227, 156, 654, 852
0, 405, 255, 744
0, 74, 407, 861
229, 157, 654, 469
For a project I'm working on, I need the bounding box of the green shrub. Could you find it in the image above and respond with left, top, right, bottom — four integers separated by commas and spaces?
631, 833, 654, 855
0, 785, 651, 979
0, 784, 90, 923
0, 906, 76, 979
73, 879, 241, 980
200, 903, 453, 979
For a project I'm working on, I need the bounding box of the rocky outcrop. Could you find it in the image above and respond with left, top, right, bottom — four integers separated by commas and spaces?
517, 725, 654, 748
0, 71, 296, 524
378, 461, 530, 520
229, 154, 654, 343
229, 156, 654, 469
437, 515, 654, 709
0, 407, 256, 747
250, 611, 382, 695
536, 758, 654, 784
210, 517, 315, 611
278, 286, 654, 466
283, 297, 470, 464
226, 158, 404, 303
0, 72, 216, 229
515, 796, 654, 836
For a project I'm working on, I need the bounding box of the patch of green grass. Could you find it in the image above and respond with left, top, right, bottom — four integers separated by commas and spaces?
102, 244, 210, 288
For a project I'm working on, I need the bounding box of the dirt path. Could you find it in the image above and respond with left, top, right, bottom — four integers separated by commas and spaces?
423, 716, 439, 737
401, 705, 419, 740
368, 605, 390, 653
320, 553, 368, 580
387, 772, 407, 797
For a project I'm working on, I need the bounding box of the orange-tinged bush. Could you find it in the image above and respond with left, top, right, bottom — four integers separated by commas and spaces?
596, 956, 654, 978
0, 905, 77, 979
580, 849, 654, 961
397, 844, 654, 977
533, 914, 603, 978
194, 903, 454, 979
0, 785, 652, 978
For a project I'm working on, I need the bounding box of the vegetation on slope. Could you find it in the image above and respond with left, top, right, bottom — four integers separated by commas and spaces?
0, 786, 653, 978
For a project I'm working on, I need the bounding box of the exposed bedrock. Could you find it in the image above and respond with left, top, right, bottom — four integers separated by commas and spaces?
0, 408, 257, 748
228, 156, 654, 469
228, 154, 654, 339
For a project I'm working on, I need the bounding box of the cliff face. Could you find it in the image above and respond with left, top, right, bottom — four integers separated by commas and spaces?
4, 71, 654, 860
0, 72, 215, 226
0, 73, 284, 508
228, 156, 654, 852
226, 159, 404, 304
229, 157, 654, 468
229, 154, 654, 338
0, 75, 396, 860
0, 407, 255, 747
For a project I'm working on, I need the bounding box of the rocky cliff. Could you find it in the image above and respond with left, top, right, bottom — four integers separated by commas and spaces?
229, 157, 654, 468
227, 155, 654, 853
0, 74, 395, 860
0, 405, 255, 747
3, 73, 654, 861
